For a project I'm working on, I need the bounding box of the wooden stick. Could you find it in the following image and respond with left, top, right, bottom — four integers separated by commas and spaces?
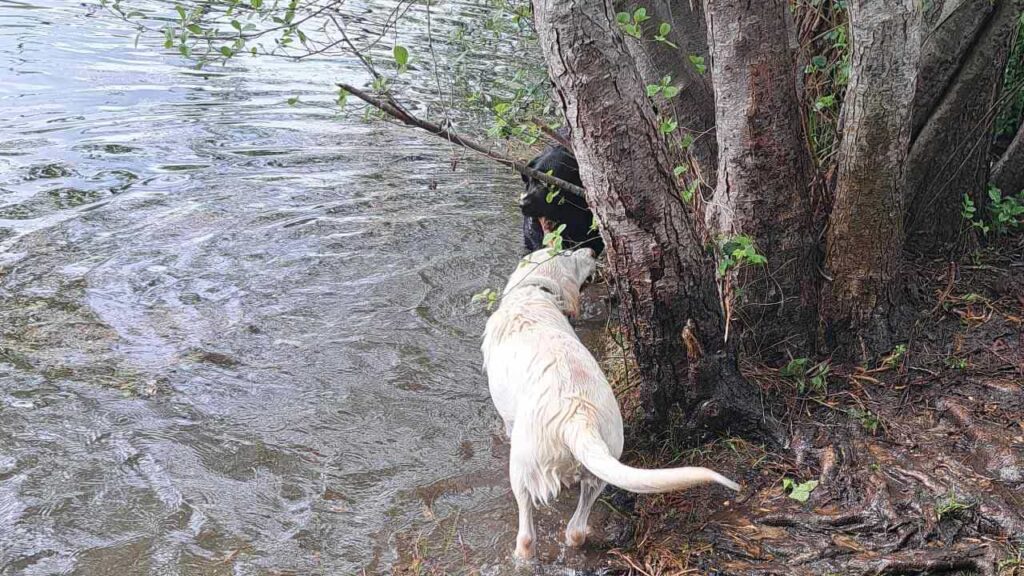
337, 82, 587, 198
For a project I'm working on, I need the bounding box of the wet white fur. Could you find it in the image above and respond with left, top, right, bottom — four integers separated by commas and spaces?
482, 248, 740, 560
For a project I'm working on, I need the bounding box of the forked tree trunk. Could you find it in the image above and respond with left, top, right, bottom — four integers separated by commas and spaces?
823, 0, 921, 358
532, 0, 774, 436
991, 124, 1024, 195
703, 0, 818, 359
904, 0, 1021, 253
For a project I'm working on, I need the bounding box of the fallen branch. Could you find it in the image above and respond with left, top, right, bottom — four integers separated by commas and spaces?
337, 82, 587, 199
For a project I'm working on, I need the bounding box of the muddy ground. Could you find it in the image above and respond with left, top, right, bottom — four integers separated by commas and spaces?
394, 234, 1022, 576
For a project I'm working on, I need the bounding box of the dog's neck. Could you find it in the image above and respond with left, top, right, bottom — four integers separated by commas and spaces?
507, 276, 560, 299
505, 275, 580, 320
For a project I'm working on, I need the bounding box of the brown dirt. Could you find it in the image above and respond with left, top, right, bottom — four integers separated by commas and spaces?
600, 235, 1024, 575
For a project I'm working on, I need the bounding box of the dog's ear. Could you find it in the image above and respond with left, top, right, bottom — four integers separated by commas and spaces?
571, 248, 598, 284
560, 279, 582, 319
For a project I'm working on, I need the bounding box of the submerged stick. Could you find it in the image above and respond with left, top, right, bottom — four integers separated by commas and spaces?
337, 82, 587, 199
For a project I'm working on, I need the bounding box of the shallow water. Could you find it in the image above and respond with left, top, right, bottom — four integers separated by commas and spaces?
0, 2, 604, 574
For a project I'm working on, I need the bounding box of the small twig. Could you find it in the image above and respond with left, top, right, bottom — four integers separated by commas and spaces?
533, 120, 573, 151
338, 82, 587, 198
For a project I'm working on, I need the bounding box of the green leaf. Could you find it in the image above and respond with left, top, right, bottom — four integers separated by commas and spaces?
175, 4, 186, 21
615, 12, 630, 24
393, 45, 409, 70
186, 23, 203, 35
337, 88, 349, 108
688, 54, 706, 74
251, 0, 263, 8
633, 7, 648, 22
287, 96, 299, 106
645, 84, 662, 97
164, 28, 174, 49
814, 94, 836, 111
673, 165, 688, 177
810, 55, 827, 69
219, 46, 233, 57
230, 19, 242, 31
783, 479, 818, 503
659, 22, 671, 36
543, 223, 567, 252
662, 85, 679, 98
682, 180, 698, 202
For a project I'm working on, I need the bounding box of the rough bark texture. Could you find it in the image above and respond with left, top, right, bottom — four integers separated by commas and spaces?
904, 0, 1021, 253
823, 0, 920, 358
991, 124, 1024, 195
532, 0, 775, 437
703, 0, 818, 359
623, 0, 717, 189
912, 0, 994, 136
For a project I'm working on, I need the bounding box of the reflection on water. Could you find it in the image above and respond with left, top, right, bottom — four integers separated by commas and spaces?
0, 1, 600, 574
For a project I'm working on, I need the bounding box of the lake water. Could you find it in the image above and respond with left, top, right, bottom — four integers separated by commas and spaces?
0, 1, 616, 574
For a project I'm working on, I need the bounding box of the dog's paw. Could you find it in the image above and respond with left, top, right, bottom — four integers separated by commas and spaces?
514, 534, 534, 560
565, 528, 587, 547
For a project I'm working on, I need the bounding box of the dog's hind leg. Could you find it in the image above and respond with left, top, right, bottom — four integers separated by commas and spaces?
565, 475, 604, 547
509, 463, 536, 560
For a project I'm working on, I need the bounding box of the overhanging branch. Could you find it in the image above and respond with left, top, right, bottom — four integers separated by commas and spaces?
337, 82, 587, 199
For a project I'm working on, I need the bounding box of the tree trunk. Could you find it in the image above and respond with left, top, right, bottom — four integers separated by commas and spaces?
822, 0, 921, 359
904, 0, 1021, 253
532, 0, 775, 437
623, 0, 717, 189
991, 124, 1024, 195
703, 0, 819, 359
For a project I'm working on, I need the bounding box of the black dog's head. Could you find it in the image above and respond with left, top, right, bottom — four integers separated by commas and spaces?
519, 140, 603, 254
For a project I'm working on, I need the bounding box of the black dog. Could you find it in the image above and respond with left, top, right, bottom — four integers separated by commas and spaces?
520, 139, 603, 255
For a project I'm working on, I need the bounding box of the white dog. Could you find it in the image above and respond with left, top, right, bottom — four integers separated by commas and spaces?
482, 248, 740, 560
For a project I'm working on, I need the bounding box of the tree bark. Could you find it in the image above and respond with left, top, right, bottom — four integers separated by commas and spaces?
623, 0, 717, 189
532, 0, 775, 437
703, 0, 818, 359
912, 0, 994, 136
823, 0, 920, 359
904, 0, 1021, 253
991, 124, 1024, 195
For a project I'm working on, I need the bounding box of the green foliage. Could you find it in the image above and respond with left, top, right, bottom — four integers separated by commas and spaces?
848, 408, 880, 435
615, 7, 651, 39
986, 185, 1024, 234
688, 54, 706, 74
653, 21, 677, 48
944, 356, 968, 370
645, 75, 679, 99
797, 0, 850, 167
963, 186, 1024, 236
658, 117, 678, 135
681, 179, 698, 203
782, 478, 818, 503
543, 223, 567, 254
880, 343, 907, 369
471, 288, 500, 311
393, 45, 409, 73
717, 235, 767, 277
781, 357, 830, 395
935, 492, 974, 520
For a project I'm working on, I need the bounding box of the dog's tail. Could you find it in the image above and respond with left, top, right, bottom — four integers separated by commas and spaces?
565, 423, 740, 494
